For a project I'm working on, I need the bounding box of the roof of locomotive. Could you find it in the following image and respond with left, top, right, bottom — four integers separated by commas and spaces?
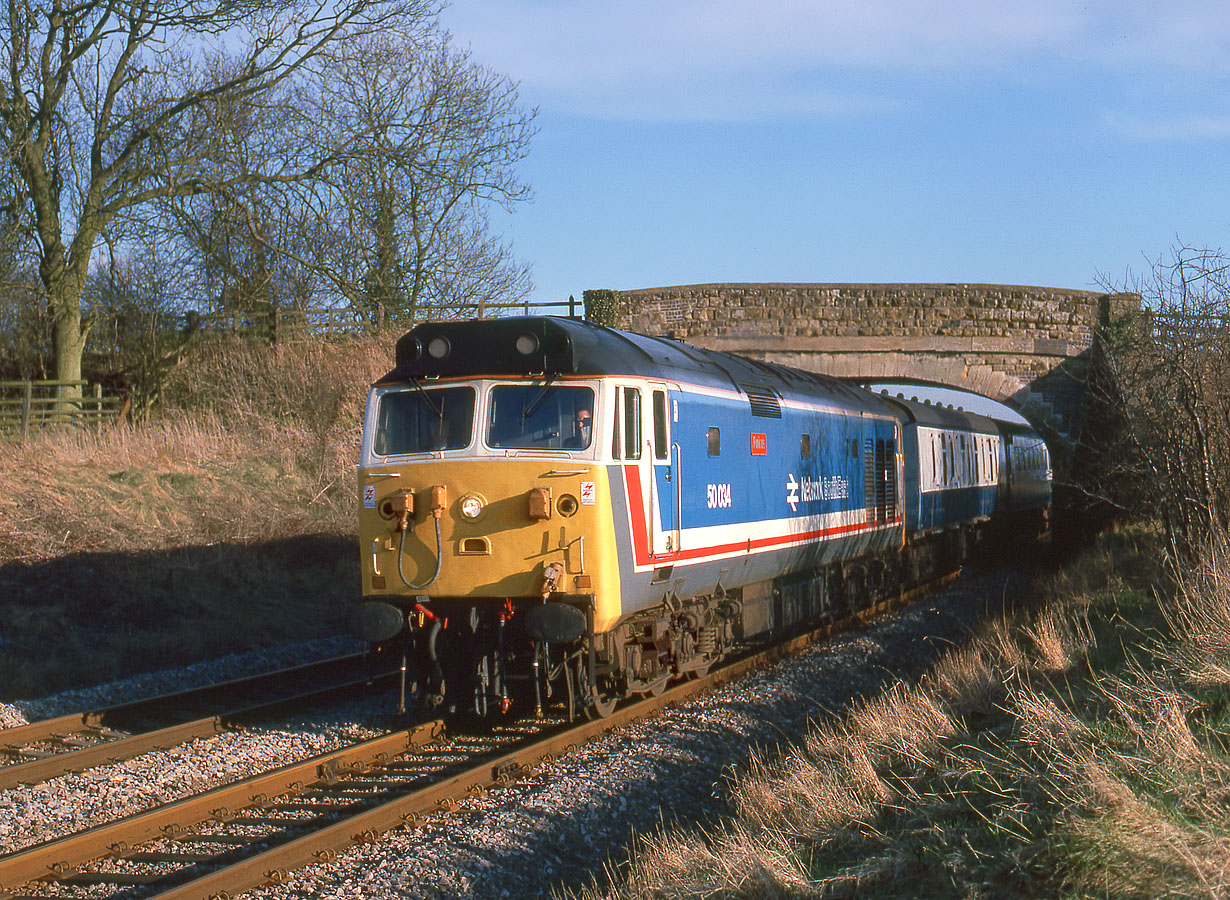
378, 316, 892, 415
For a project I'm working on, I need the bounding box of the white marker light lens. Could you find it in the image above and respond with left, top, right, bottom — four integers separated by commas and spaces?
515, 334, 538, 355
427, 336, 451, 359
460, 496, 484, 519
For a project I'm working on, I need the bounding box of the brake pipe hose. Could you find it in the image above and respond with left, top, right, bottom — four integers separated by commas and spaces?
397, 517, 443, 589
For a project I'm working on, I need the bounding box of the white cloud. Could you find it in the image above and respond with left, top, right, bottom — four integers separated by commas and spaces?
440, 1, 1230, 121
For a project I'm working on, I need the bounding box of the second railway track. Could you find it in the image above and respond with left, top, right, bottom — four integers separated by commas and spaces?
0, 653, 400, 789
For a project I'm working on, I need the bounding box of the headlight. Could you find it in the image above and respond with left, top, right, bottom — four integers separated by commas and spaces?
427, 336, 451, 359
459, 494, 486, 520
515, 333, 539, 355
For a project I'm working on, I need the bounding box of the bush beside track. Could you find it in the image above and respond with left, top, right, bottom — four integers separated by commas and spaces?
0, 334, 393, 699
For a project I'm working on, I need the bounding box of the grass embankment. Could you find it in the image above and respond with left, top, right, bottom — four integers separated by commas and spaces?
578, 528, 1230, 899
0, 335, 393, 700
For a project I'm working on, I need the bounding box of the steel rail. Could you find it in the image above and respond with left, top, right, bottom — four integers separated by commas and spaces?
0, 722, 447, 892
0, 653, 392, 789
152, 583, 947, 900
0, 571, 959, 900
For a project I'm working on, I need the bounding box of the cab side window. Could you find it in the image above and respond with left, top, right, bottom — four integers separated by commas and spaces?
652, 390, 669, 460
623, 387, 642, 460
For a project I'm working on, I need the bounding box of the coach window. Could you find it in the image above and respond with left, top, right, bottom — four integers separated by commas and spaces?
800, 433, 811, 459
652, 390, 668, 460
708, 426, 721, 457
623, 387, 642, 459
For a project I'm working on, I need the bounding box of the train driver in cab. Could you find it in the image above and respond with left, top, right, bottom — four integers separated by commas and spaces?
567, 405, 592, 449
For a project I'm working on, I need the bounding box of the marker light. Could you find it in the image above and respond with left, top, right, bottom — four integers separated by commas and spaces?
427, 336, 451, 359
515, 333, 539, 355
459, 495, 485, 520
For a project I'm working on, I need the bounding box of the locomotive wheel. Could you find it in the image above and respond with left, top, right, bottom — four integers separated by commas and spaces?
637, 676, 669, 697
574, 656, 618, 719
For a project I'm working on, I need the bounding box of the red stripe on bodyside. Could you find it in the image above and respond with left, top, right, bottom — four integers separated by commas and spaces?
621, 461, 902, 568
621, 464, 653, 566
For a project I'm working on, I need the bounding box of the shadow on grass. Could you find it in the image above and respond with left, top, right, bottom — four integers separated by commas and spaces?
0, 534, 358, 701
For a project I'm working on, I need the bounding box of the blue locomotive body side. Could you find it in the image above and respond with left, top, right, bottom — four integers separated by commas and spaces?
629, 381, 902, 573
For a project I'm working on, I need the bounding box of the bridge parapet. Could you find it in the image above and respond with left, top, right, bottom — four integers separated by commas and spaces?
609, 282, 1140, 441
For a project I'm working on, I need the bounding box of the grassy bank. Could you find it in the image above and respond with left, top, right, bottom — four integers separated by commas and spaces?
575, 527, 1230, 899
0, 334, 393, 700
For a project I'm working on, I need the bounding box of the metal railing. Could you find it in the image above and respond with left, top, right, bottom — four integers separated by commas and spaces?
191, 297, 584, 341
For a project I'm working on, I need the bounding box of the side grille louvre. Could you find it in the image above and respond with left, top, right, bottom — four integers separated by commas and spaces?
740, 384, 782, 419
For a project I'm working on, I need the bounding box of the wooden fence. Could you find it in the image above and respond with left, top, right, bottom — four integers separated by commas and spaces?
0, 299, 580, 437
0, 381, 128, 439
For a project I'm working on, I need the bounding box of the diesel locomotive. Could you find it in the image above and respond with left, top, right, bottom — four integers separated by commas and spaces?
351, 316, 1051, 718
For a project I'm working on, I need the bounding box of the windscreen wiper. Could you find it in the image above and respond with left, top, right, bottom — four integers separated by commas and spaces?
407, 376, 444, 419
521, 373, 559, 420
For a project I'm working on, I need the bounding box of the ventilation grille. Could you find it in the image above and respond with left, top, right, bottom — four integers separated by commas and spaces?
864, 437, 898, 524
741, 385, 782, 419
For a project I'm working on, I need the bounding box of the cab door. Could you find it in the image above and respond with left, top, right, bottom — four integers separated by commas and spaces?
648, 384, 679, 556
612, 381, 679, 561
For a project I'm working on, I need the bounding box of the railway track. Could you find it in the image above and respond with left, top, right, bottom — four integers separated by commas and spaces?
0, 653, 398, 789
0, 580, 948, 900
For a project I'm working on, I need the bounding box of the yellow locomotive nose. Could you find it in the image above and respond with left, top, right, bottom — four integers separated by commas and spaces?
361, 462, 607, 606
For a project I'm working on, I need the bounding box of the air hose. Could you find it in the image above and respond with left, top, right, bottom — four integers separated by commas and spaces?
397, 517, 443, 589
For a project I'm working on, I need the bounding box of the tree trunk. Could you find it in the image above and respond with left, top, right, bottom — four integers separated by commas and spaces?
52, 303, 87, 403
45, 254, 90, 404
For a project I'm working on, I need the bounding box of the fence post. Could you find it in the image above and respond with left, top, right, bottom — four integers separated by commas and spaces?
20, 381, 31, 442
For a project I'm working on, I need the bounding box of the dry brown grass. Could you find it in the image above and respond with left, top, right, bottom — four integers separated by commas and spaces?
569, 528, 1230, 900
0, 332, 397, 698
0, 335, 391, 562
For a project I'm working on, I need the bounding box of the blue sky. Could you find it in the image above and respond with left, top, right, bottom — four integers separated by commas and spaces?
439, 1, 1230, 305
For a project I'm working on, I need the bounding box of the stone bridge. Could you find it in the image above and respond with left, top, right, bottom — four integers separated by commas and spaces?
605, 282, 1139, 445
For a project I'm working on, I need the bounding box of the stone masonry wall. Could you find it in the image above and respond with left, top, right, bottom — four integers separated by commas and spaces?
608, 283, 1139, 437
615, 282, 1105, 348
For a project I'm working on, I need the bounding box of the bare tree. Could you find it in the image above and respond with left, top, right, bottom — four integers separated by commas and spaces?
1096, 243, 1230, 559
160, 63, 327, 337
82, 234, 193, 416
0, 0, 436, 394
298, 32, 535, 324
